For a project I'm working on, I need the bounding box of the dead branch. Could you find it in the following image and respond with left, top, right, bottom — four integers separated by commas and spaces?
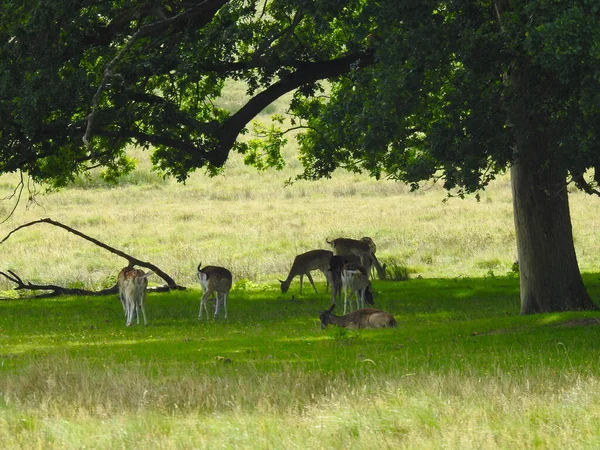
0, 218, 185, 297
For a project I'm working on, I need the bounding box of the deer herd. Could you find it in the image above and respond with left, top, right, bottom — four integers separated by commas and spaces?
118, 237, 397, 330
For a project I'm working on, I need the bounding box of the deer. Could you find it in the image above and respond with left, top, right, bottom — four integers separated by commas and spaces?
328, 255, 345, 307
341, 262, 374, 314
326, 237, 387, 280
197, 264, 232, 319
117, 266, 134, 316
319, 304, 397, 329
279, 249, 333, 295
119, 267, 153, 326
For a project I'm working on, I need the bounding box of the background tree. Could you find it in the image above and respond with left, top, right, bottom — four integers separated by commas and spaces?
288, 0, 600, 314
1, 1, 599, 313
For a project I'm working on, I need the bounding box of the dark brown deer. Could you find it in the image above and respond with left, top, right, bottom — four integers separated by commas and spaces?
326, 237, 386, 280
319, 304, 397, 329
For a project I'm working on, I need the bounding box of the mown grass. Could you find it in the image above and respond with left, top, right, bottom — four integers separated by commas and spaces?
1, 275, 600, 448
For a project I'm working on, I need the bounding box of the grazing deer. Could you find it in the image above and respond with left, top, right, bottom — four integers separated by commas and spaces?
279, 249, 333, 294
341, 262, 374, 314
319, 304, 397, 329
326, 237, 386, 280
119, 268, 153, 326
197, 264, 232, 319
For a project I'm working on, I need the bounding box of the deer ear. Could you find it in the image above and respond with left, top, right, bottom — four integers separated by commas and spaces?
278, 279, 285, 284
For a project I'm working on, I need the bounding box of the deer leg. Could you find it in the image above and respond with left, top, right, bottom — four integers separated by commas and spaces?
140, 292, 148, 326
199, 289, 212, 319
213, 293, 220, 318
119, 292, 127, 317
306, 272, 318, 294
322, 270, 330, 294
126, 297, 135, 326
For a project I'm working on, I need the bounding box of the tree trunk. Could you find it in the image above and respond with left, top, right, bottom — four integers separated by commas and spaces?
511, 135, 596, 314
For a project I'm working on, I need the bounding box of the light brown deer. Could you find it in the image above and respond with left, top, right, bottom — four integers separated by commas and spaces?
326, 237, 386, 280
279, 249, 333, 294
197, 264, 232, 319
117, 266, 134, 316
341, 263, 373, 313
119, 267, 153, 326
319, 304, 397, 329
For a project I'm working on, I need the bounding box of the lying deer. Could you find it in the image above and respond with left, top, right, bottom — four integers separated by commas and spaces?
119, 267, 153, 326
319, 304, 397, 329
197, 264, 232, 319
279, 249, 333, 294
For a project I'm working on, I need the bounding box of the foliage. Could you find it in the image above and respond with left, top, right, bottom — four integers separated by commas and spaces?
1, 1, 598, 192
0, 0, 373, 186
382, 257, 411, 281
292, 0, 600, 196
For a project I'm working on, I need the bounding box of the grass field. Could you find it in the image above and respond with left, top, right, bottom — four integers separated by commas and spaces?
1, 275, 600, 448
1, 83, 600, 448
0, 146, 599, 293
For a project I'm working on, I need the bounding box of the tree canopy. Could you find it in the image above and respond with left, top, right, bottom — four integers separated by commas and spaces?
1, 1, 599, 194
0, 0, 374, 186
292, 0, 600, 196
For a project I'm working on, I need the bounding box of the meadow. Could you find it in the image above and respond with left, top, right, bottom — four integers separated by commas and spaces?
1, 275, 600, 448
1, 86, 600, 448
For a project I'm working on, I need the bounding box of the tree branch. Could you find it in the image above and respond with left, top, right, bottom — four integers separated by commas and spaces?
212, 50, 376, 166
573, 172, 600, 197
0, 218, 185, 294
83, 0, 230, 148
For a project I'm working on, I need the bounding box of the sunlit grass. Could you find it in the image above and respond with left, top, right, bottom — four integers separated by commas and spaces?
1, 155, 599, 294
0, 276, 600, 448
1, 80, 600, 448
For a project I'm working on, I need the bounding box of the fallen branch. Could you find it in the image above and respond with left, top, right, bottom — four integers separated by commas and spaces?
0, 218, 186, 297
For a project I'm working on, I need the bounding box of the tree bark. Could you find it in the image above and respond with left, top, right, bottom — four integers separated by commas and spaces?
511, 134, 597, 314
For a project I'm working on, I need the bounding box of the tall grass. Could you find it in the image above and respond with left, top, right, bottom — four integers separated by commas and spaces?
1, 80, 599, 291
1, 148, 599, 293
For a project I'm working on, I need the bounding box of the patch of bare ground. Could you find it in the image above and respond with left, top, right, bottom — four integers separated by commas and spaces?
472, 318, 600, 337
555, 318, 600, 327
472, 327, 528, 337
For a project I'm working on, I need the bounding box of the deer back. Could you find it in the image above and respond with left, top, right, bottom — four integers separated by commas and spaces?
198, 265, 232, 293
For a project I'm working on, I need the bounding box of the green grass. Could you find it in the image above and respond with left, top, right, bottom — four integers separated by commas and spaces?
1, 275, 600, 448
1, 79, 600, 447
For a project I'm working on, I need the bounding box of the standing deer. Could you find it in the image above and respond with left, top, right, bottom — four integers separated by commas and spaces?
326, 237, 386, 280
279, 249, 333, 294
328, 255, 345, 307
197, 264, 232, 319
117, 266, 134, 316
319, 304, 397, 329
341, 262, 374, 313
119, 267, 153, 326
